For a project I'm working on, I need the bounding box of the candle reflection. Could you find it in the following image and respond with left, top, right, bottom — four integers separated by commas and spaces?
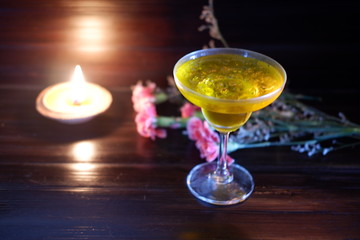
71, 16, 109, 52
72, 163, 96, 172
73, 141, 96, 162
70, 141, 98, 185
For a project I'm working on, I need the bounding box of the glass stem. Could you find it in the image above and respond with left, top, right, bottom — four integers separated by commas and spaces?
213, 132, 233, 184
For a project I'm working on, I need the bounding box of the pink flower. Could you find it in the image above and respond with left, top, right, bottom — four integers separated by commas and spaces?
132, 81, 156, 112
187, 117, 203, 140
180, 102, 201, 118
135, 102, 167, 140
132, 81, 166, 140
186, 117, 234, 164
196, 138, 219, 162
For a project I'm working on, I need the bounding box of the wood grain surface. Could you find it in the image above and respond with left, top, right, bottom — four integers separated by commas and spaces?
0, 0, 359, 239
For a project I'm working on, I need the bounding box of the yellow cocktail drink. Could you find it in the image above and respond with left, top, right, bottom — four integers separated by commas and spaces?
173, 48, 286, 205
175, 54, 285, 132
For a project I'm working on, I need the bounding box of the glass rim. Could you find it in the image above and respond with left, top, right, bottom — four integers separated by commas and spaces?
173, 48, 287, 104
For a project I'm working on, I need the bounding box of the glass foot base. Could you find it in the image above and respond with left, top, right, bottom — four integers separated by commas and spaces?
186, 162, 254, 205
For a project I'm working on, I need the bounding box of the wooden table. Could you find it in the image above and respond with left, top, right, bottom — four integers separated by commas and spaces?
1, 1, 360, 239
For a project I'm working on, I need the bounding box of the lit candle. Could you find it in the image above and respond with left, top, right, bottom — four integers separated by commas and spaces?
36, 65, 112, 124
71, 65, 87, 105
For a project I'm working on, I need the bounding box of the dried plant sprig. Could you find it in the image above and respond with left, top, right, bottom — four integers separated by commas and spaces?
198, 0, 229, 48
229, 93, 360, 156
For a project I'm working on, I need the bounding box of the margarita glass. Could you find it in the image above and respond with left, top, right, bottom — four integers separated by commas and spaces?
174, 48, 286, 205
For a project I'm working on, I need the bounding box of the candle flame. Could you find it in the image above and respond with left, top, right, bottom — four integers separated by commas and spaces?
71, 65, 86, 105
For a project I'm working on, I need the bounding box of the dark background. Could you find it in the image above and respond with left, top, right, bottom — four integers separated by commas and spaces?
1, 0, 359, 91
215, 0, 359, 91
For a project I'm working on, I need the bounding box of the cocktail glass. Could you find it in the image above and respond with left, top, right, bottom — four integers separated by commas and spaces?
173, 48, 286, 205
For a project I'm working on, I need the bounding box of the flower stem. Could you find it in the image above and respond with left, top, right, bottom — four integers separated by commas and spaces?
156, 116, 188, 128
